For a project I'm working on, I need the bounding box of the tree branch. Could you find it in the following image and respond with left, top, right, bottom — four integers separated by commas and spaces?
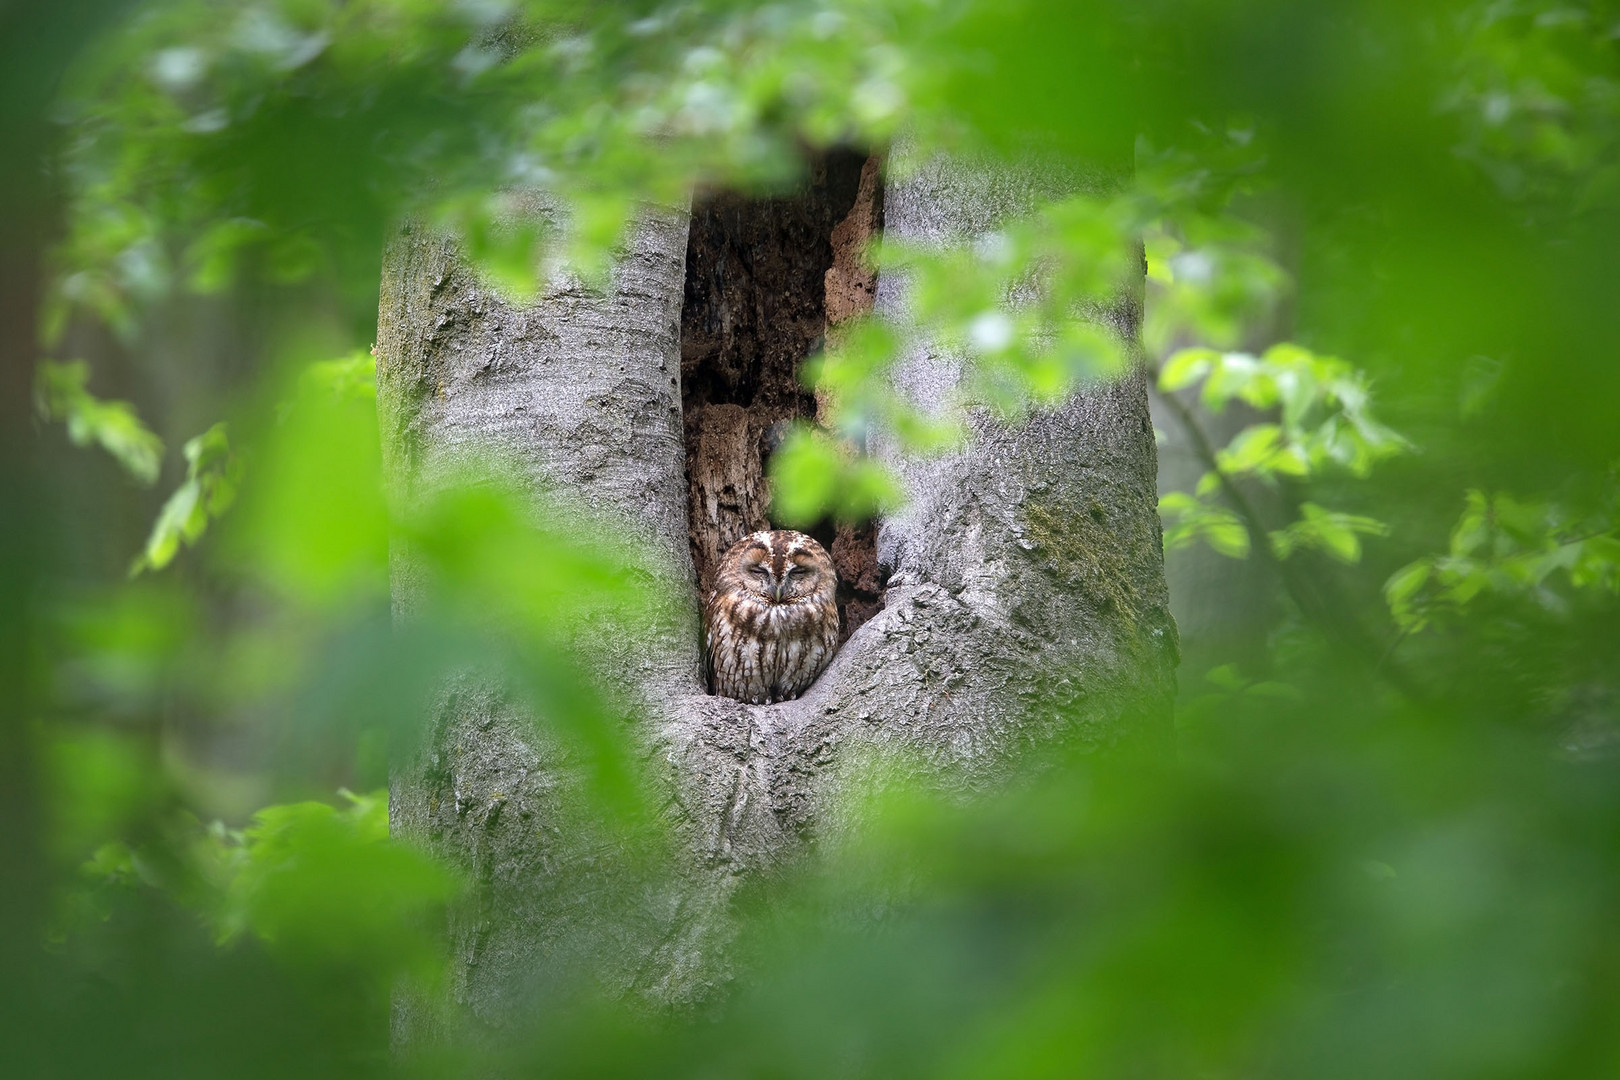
1150, 378, 1433, 706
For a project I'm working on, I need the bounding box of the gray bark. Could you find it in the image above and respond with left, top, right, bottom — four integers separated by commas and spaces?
377, 152, 1176, 1027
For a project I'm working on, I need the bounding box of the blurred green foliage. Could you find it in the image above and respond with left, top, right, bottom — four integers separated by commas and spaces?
1387, 484, 1620, 633
131, 420, 242, 573
35, 359, 166, 485
1157, 342, 1409, 564
8, 0, 1620, 1077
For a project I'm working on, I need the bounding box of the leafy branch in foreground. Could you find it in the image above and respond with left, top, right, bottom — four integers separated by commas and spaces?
131, 350, 377, 576
58, 778, 458, 990
1386, 484, 1620, 633
131, 423, 242, 576
770, 188, 1142, 525
1156, 343, 1408, 565
35, 359, 165, 485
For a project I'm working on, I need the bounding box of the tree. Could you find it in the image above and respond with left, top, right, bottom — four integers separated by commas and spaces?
375, 143, 1176, 1018
21, 1, 1620, 1075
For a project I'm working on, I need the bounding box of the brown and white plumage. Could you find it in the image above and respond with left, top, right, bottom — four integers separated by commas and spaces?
704, 529, 839, 705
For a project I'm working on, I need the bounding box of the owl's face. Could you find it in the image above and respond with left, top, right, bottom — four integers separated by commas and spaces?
715, 530, 836, 606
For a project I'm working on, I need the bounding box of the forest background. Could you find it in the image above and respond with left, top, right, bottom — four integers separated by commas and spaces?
4, 0, 1620, 1076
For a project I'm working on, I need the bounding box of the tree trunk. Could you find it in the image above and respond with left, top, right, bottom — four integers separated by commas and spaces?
376, 147, 1177, 1026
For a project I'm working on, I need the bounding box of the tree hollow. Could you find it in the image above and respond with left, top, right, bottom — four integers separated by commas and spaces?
680, 150, 884, 644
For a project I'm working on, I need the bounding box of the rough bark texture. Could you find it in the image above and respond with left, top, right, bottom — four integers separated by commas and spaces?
377, 203, 709, 1028
380, 149, 1176, 1026
821, 155, 887, 637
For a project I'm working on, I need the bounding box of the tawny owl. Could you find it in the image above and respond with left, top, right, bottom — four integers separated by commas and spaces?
704, 529, 839, 705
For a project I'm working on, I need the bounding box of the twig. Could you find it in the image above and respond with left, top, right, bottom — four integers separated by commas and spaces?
1150, 376, 1433, 706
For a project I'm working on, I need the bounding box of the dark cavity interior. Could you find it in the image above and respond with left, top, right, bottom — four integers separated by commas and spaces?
680, 149, 885, 642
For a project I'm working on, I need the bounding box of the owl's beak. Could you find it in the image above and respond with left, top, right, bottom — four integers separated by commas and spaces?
770, 580, 787, 603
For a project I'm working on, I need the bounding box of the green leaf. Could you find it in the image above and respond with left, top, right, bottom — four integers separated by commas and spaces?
1201, 352, 1261, 411
300, 349, 378, 402
769, 426, 843, 526
1313, 514, 1362, 563
136, 479, 200, 573
1159, 347, 1219, 392
1450, 490, 1491, 557
184, 218, 270, 293
1160, 491, 1251, 558
768, 425, 902, 526
34, 360, 164, 485
1572, 534, 1620, 590
1205, 518, 1252, 558
1384, 560, 1432, 607
1218, 424, 1283, 475
1271, 504, 1387, 564
132, 422, 241, 575
212, 790, 460, 981
1143, 229, 1181, 285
